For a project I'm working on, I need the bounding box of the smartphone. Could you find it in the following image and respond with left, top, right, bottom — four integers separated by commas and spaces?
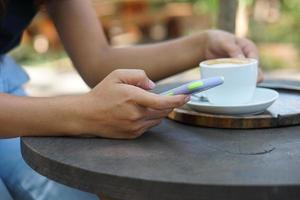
160, 76, 224, 96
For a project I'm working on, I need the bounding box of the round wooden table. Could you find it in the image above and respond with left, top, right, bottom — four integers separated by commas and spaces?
21, 83, 300, 200
21, 121, 300, 200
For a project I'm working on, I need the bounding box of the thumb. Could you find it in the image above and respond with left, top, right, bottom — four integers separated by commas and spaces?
111, 69, 156, 90
222, 41, 245, 58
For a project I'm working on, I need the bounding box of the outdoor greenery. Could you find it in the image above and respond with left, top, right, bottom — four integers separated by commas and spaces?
9, 45, 67, 66
250, 0, 300, 46
152, 0, 300, 47
12, 0, 300, 70
152, 0, 300, 70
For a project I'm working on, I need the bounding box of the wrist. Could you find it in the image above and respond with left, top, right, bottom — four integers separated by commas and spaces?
63, 93, 102, 137
191, 31, 208, 61
70, 95, 94, 136
182, 31, 207, 65
52, 95, 88, 136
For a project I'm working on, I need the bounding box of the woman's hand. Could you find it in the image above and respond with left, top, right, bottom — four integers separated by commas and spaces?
199, 30, 264, 82
201, 30, 258, 59
75, 69, 189, 139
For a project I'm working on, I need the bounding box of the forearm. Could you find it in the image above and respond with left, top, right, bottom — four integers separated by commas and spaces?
87, 33, 205, 85
47, 0, 206, 88
0, 93, 81, 138
66, 32, 206, 87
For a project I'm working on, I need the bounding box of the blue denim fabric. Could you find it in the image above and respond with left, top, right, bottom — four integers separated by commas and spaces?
0, 178, 13, 200
0, 56, 99, 200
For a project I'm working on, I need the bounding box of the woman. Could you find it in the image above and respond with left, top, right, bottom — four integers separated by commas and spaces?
0, 0, 262, 199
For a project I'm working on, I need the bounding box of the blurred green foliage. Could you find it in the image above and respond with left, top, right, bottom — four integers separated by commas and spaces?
13, 0, 300, 69
9, 45, 66, 66
150, 0, 300, 70
151, 0, 300, 47
259, 54, 286, 70
250, 0, 300, 48
153, 0, 219, 28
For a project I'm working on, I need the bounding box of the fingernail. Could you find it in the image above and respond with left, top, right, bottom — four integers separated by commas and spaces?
184, 95, 191, 102
148, 80, 156, 89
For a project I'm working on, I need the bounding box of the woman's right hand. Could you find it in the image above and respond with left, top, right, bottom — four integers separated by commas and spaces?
74, 69, 190, 139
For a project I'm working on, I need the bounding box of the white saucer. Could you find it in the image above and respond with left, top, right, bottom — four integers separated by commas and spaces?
187, 88, 279, 115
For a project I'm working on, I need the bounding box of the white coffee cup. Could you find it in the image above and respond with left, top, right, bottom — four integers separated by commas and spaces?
200, 58, 258, 105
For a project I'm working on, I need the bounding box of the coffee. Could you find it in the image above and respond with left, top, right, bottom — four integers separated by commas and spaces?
204, 58, 252, 66
200, 58, 258, 106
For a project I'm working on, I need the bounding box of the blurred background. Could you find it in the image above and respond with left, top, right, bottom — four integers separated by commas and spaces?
10, 0, 300, 96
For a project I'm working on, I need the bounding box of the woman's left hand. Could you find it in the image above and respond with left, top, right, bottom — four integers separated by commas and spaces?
200, 29, 263, 82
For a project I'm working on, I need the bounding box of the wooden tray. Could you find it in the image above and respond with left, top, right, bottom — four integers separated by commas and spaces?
166, 79, 300, 129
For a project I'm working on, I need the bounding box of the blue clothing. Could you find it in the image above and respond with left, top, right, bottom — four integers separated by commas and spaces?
0, 178, 13, 200
0, 0, 37, 54
0, 56, 99, 200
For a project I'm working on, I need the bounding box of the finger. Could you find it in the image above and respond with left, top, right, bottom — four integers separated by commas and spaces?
236, 38, 258, 59
131, 87, 190, 110
141, 119, 163, 133
126, 119, 162, 139
143, 108, 173, 120
111, 69, 155, 90
145, 119, 162, 130
221, 39, 245, 58
257, 68, 264, 83
125, 104, 148, 121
